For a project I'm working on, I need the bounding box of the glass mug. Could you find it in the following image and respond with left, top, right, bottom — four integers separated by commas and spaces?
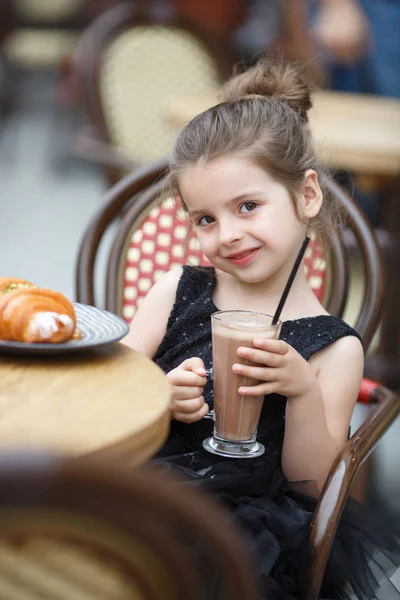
203, 310, 282, 458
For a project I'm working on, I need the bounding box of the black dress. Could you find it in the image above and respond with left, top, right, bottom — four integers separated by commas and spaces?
152, 266, 399, 600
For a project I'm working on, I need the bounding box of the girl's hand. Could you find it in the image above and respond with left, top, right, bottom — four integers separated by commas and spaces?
166, 357, 209, 423
233, 339, 317, 400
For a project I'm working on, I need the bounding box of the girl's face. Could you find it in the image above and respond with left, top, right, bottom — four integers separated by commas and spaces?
179, 156, 321, 285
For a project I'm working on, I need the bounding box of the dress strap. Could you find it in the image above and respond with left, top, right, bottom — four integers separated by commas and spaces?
280, 316, 362, 362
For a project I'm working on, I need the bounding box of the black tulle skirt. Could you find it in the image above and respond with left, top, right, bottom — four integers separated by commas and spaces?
152, 450, 400, 600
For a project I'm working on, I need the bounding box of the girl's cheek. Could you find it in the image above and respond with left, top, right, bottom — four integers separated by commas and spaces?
201, 247, 215, 262
197, 236, 214, 255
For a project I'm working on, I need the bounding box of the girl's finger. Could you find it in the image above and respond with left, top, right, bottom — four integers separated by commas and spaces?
172, 396, 206, 414
173, 402, 209, 423
170, 370, 207, 387
174, 386, 205, 401
183, 357, 206, 374
236, 347, 284, 367
252, 339, 288, 354
238, 383, 277, 397
232, 364, 277, 381
194, 368, 207, 376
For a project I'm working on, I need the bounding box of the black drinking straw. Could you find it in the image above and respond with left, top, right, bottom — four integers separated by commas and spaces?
271, 236, 311, 326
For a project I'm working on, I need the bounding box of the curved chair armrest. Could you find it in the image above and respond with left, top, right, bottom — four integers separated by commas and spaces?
307, 382, 400, 599
76, 158, 168, 306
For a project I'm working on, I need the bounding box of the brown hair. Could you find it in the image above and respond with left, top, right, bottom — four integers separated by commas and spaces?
166, 57, 341, 243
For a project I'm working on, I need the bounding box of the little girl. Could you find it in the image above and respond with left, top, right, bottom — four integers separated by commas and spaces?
123, 59, 399, 599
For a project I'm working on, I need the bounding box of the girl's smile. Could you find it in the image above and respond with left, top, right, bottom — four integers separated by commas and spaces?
225, 247, 261, 266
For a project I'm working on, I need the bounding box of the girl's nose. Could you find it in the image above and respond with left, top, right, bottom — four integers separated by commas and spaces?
218, 221, 244, 246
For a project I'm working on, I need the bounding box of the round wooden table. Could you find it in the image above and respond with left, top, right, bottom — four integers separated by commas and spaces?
0, 344, 172, 466
165, 90, 400, 177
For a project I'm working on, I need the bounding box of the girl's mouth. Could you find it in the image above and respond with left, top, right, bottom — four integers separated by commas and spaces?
226, 248, 260, 266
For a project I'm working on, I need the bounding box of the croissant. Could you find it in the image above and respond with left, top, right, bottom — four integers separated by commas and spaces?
0, 279, 76, 343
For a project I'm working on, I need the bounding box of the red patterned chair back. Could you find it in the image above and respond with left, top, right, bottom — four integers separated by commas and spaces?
76, 159, 383, 351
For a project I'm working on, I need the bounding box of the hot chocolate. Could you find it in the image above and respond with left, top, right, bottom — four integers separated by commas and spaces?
213, 318, 279, 441
203, 311, 281, 458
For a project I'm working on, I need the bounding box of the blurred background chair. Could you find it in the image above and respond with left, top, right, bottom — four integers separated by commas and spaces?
0, 0, 122, 163
73, 1, 234, 184
0, 0, 91, 163
0, 451, 261, 599
3, 0, 86, 71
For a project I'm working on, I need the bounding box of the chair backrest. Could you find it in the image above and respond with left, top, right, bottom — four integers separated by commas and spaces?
12, 0, 85, 24
0, 451, 261, 599
76, 159, 384, 351
74, 2, 234, 170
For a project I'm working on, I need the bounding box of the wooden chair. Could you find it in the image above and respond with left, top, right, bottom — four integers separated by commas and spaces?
366, 176, 400, 390
0, 451, 261, 599
1, 0, 88, 157
76, 158, 382, 350
72, 2, 234, 183
3, 0, 86, 70
76, 159, 399, 599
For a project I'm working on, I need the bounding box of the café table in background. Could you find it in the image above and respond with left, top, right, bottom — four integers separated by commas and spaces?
165, 90, 400, 177
0, 344, 172, 466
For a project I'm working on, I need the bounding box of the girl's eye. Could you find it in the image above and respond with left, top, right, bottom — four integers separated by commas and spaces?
239, 202, 258, 214
197, 215, 215, 226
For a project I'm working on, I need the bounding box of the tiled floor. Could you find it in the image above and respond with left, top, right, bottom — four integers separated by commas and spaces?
0, 71, 399, 590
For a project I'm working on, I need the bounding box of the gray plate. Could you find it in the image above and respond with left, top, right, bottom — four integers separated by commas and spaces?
0, 303, 129, 355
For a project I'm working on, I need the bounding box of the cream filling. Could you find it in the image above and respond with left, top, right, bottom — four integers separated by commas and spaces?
27, 312, 74, 341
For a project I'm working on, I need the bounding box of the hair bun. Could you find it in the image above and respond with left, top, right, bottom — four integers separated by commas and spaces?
221, 58, 313, 122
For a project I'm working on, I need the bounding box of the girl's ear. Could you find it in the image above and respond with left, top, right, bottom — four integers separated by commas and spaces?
301, 170, 323, 219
